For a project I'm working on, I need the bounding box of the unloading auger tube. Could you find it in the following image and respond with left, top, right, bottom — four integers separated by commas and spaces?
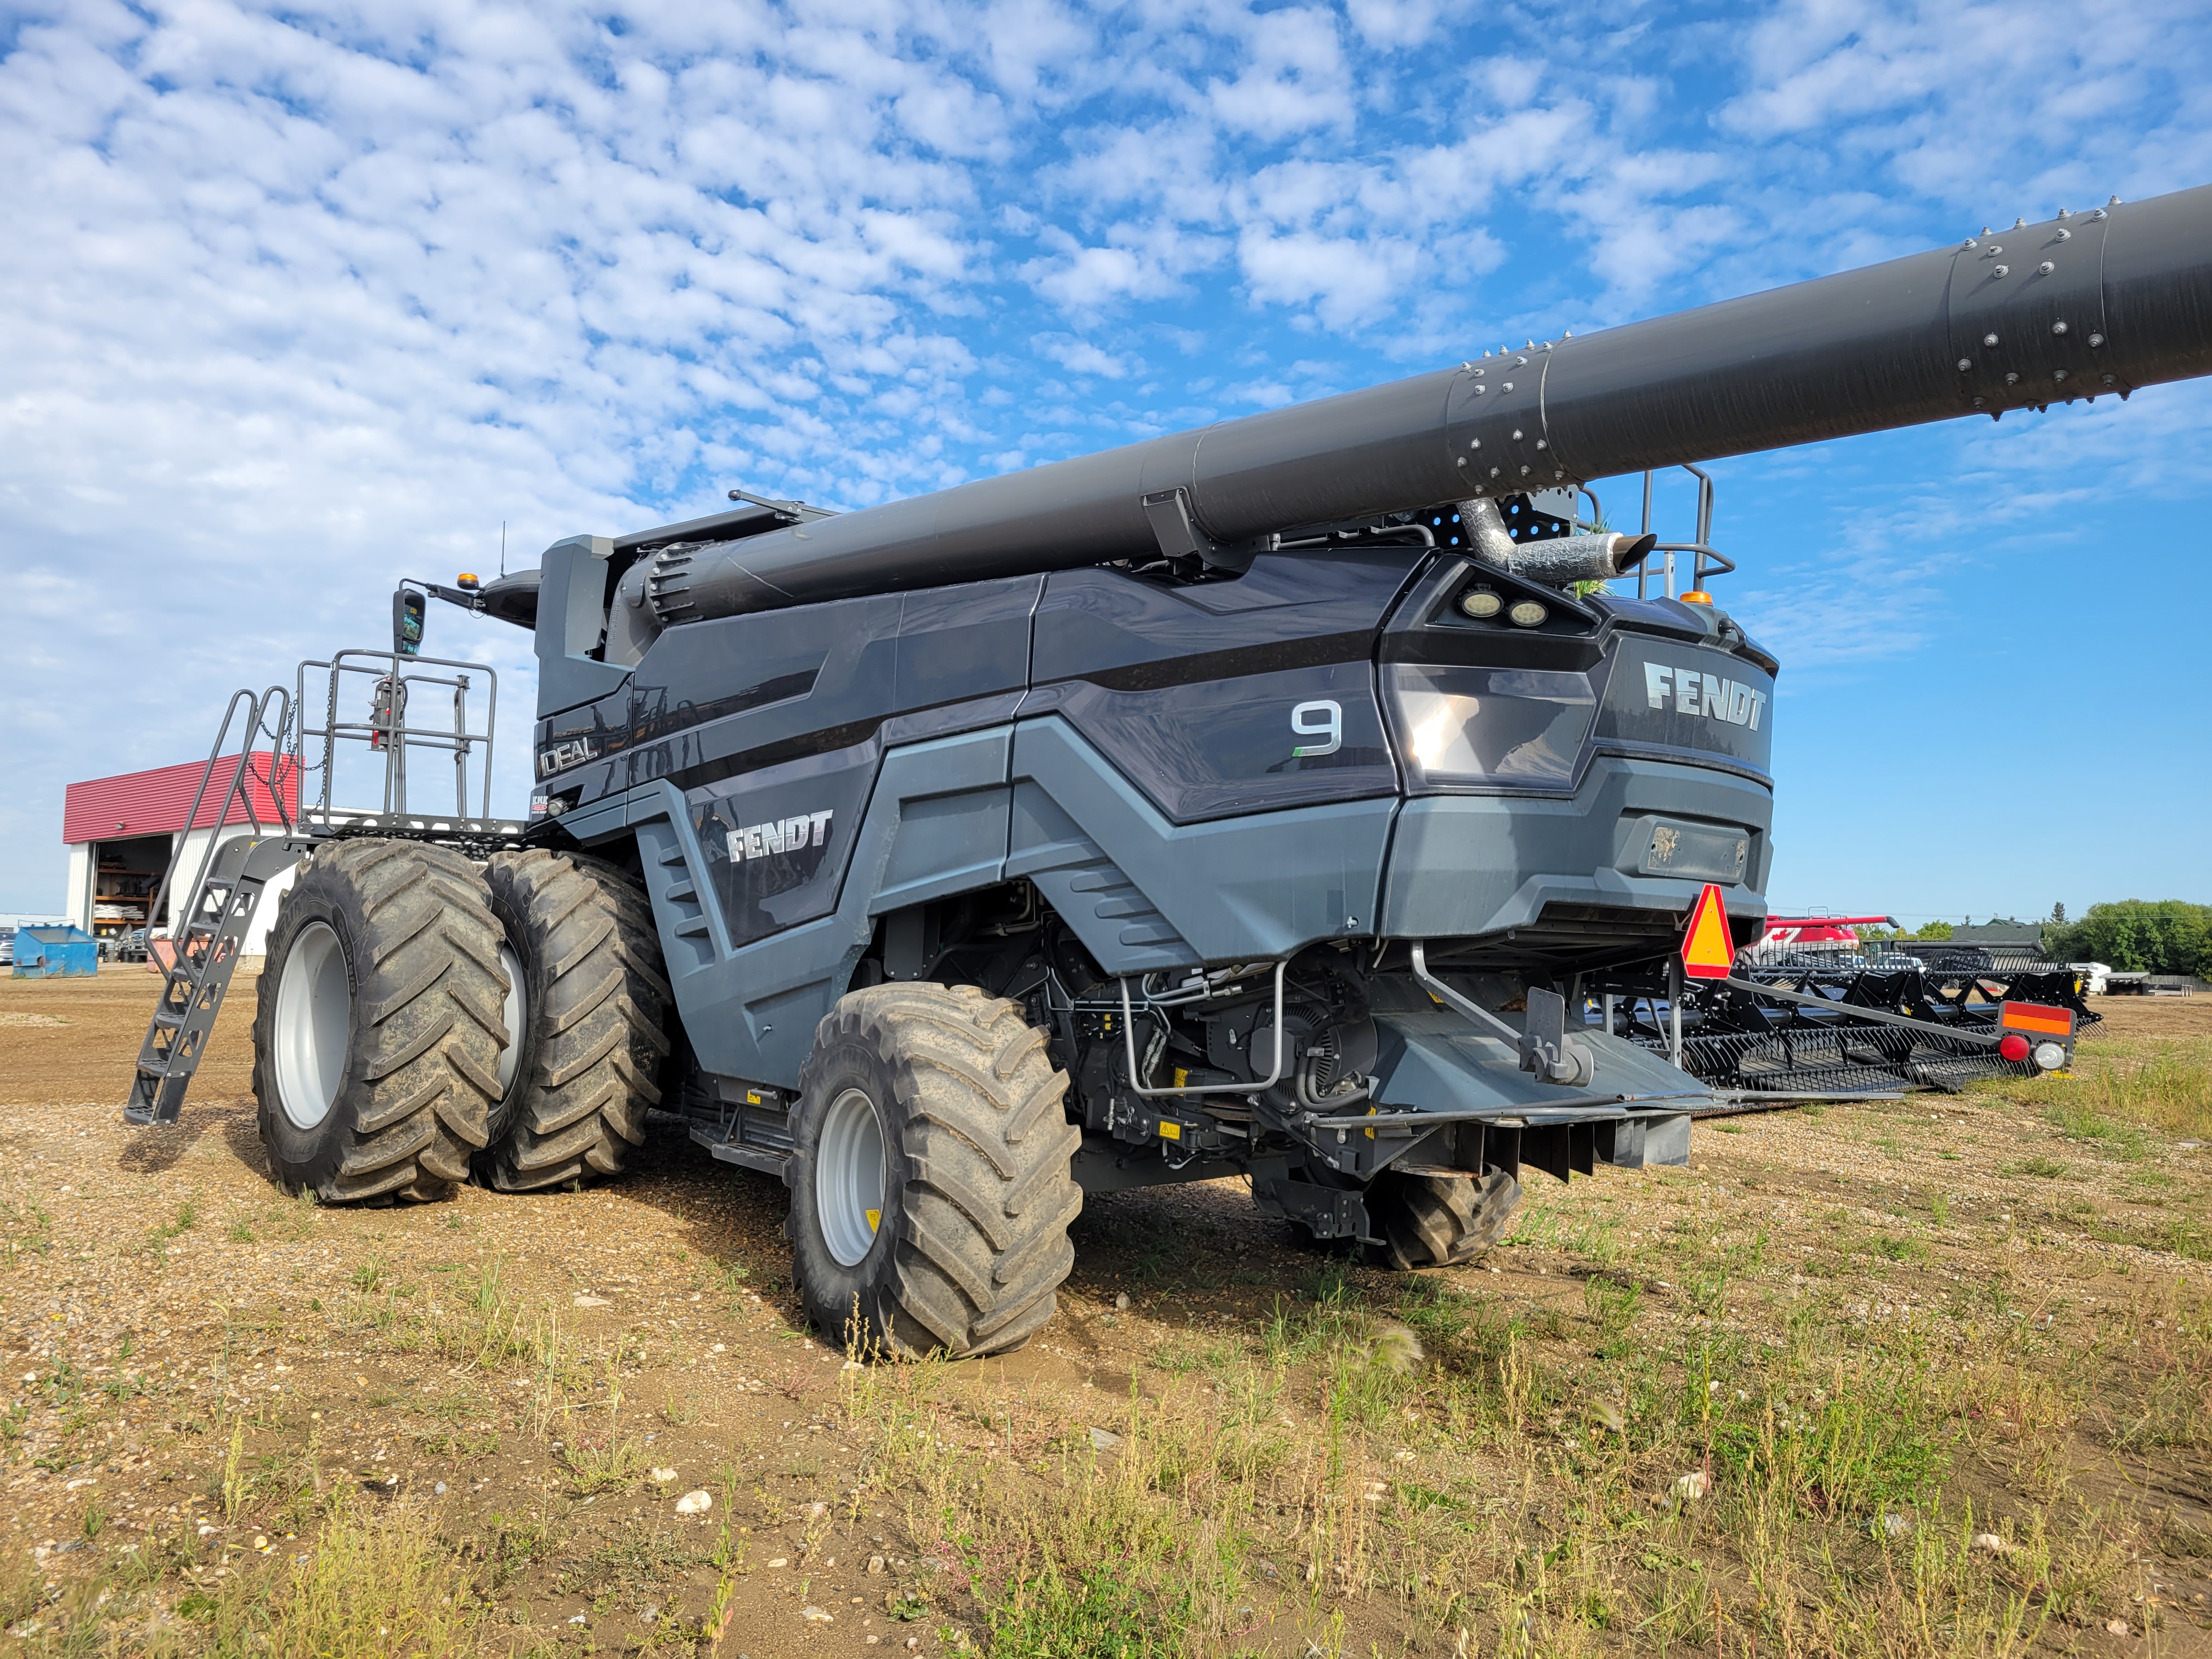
637, 184, 2212, 630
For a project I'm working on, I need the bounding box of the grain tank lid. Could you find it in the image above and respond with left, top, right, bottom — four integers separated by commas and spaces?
612, 492, 836, 555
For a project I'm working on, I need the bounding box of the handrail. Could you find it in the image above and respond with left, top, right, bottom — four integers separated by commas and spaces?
294, 648, 499, 820
142, 686, 295, 940
1633, 464, 1733, 599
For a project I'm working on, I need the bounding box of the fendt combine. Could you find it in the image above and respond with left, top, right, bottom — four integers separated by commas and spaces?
131, 186, 2212, 1358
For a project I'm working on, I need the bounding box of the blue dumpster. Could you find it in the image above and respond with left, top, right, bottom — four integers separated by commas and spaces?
13, 924, 100, 978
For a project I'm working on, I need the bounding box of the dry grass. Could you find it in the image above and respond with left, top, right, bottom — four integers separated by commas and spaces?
1, 1495, 482, 1656
1983, 1000, 2212, 1144
835, 1235, 2174, 1657
7, 974, 2212, 1655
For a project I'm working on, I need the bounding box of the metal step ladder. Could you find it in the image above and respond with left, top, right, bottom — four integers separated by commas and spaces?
125, 688, 301, 1126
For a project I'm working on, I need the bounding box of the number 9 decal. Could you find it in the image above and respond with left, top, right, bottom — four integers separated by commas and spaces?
1290, 699, 1342, 759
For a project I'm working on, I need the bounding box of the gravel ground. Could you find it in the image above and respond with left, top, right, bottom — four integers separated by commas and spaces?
4, 965, 2210, 1654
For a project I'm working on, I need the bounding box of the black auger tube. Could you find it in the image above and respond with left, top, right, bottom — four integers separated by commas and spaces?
646, 184, 2212, 628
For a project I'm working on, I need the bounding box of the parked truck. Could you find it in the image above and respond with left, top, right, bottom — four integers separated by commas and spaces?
129, 185, 2212, 1358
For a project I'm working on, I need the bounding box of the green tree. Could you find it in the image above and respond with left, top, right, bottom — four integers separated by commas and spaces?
2047, 900, 2212, 974
1911, 920, 1954, 940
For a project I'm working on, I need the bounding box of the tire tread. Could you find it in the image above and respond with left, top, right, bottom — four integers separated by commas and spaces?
484, 850, 668, 1193
252, 839, 506, 1205
795, 983, 1079, 1359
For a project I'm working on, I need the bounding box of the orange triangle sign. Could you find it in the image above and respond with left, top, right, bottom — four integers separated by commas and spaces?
1680, 883, 1735, 980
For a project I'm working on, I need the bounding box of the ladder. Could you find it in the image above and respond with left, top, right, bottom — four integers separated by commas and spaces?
125, 688, 302, 1126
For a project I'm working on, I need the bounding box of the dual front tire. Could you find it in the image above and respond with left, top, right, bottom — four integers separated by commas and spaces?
480, 849, 671, 1192
254, 841, 509, 1203
254, 842, 667, 1204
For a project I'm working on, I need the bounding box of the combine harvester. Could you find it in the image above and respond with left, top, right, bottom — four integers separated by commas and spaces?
1606, 913, 2098, 1097
117, 183, 2211, 1349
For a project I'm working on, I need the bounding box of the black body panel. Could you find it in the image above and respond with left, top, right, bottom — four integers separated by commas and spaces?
1376, 555, 1779, 794
1027, 551, 1419, 822
535, 577, 1040, 804
688, 734, 881, 948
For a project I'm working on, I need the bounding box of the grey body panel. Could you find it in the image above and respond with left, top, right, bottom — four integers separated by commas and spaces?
608, 715, 1399, 1084
1379, 757, 1775, 939
620, 729, 1018, 1090
1008, 716, 1393, 973
535, 537, 633, 719
1368, 1007, 1707, 1116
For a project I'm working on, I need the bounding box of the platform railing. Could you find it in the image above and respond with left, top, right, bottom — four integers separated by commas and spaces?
294, 649, 499, 822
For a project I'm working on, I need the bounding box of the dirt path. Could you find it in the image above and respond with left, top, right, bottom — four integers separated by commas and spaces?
5, 969, 2211, 1655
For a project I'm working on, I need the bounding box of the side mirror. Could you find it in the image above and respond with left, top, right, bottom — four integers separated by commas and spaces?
393, 586, 427, 657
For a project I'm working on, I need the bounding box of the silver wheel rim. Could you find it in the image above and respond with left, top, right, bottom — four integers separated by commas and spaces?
273, 919, 350, 1130
817, 1086, 888, 1267
495, 941, 527, 1096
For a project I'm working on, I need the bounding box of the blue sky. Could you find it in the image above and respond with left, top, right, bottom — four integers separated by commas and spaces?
2, 0, 2208, 924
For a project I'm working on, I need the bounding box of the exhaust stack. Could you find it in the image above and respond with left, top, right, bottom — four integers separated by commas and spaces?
1458, 498, 1657, 588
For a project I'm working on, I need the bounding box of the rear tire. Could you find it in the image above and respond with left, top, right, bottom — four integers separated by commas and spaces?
1368, 1167, 1522, 1269
787, 984, 1081, 1359
482, 849, 672, 1193
253, 840, 509, 1204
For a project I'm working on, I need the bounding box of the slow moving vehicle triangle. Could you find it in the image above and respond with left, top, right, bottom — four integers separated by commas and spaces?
1680, 883, 1735, 981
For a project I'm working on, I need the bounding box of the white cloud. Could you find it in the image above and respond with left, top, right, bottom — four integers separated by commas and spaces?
1, 0, 2210, 913
1205, 6, 1352, 140
1030, 331, 1134, 378
1343, 0, 1442, 49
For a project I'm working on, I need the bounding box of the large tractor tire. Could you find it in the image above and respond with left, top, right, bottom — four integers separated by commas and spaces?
1367, 1167, 1522, 1269
482, 849, 671, 1193
787, 984, 1082, 1359
253, 840, 510, 1204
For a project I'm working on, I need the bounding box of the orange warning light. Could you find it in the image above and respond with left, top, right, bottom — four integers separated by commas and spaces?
1679, 883, 1735, 980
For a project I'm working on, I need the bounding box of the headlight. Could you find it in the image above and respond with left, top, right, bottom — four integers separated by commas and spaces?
1384, 664, 1595, 787
1508, 599, 1548, 628
2032, 1041, 2067, 1071
1459, 588, 1502, 619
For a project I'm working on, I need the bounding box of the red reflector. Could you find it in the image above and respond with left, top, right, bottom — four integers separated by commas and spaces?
1999, 1001, 2073, 1036
1997, 1034, 2031, 1063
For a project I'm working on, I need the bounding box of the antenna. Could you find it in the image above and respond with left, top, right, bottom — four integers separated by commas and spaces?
500, 522, 506, 578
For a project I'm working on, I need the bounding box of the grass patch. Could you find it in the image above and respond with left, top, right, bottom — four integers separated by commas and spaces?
1980, 1035, 2212, 1142
991, 1560, 1184, 1657
1859, 1234, 1929, 1263
2090, 1046, 2212, 1136
147, 1194, 200, 1249
185, 1496, 481, 1655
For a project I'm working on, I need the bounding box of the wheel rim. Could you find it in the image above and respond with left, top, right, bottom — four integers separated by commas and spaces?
816, 1086, 888, 1267
495, 940, 527, 1096
273, 920, 351, 1130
